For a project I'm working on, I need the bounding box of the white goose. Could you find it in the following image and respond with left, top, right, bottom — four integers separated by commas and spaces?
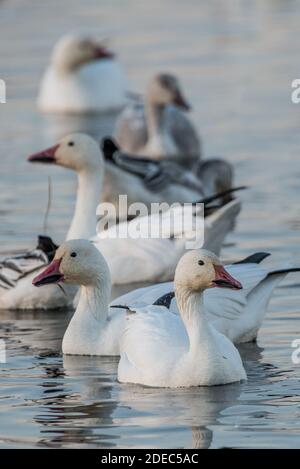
33, 240, 126, 355
33, 242, 245, 389
118, 249, 246, 387
0, 134, 238, 309
28, 133, 241, 283
115, 73, 201, 168
38, 35, 128, 113
32, 240, 300, 354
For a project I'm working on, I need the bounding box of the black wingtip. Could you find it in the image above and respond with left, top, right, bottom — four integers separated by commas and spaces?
267, 267, 300, 277
203, 204, 222, 217
193, 186, 248, 206
234, 252, 271, 265
36, 235, 58, 262
153, 291, 175, 308
101, 137, 119, 160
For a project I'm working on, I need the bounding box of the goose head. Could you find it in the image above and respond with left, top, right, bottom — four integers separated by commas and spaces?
32, 239, 111, 288
147, 73, 190, 111
52, 35, 114, 73
28, 133, 104, 173
174, 249, 242, 292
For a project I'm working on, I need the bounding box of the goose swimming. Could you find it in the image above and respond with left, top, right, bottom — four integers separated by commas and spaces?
38, 35, 128, 113
0, 134, 239, 309
32, 241, 246, 388
115, 73, 201, 167
33, 240, 300, 356
118, 249, 246, 387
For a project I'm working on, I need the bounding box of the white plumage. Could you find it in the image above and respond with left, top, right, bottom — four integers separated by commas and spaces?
38, 35, 128, 113
0, 133, 239, 309
115, 259, 289, 344
32, 240, 297, 363
118, 249, 247, 387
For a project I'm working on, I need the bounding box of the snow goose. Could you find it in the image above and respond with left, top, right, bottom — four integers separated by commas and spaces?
0, 134, 239, 310
114, 252, 300, 344
32, 241, 243, 365
118, 249, 246, 387
28, 133, 241, 282
32, 241, 299, 355
32, 239, 126, 355
38, 35, 127, 113
0, 134, 106, 310
115, 73, 201, 167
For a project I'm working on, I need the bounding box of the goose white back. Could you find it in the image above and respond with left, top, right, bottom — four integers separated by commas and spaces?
118, 249, 246, 387
38, 35, 128, 113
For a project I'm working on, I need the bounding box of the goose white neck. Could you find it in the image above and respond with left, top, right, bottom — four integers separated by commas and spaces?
63, 274, 111, 354
145, 99, 166, 139
144, 99, 177, 157
76, 276, 111, 324
66, 168, 103, 241
53, 60, 75, 75
175, 286, 212, 353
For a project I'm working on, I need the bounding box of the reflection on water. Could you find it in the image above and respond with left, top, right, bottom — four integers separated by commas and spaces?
2, 330, 300, 449
1, 0, 300, 449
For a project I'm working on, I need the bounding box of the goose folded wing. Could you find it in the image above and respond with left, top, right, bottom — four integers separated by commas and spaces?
204, 263, 269, 320
113, 262, 270, 322
0, 236, 55, 290
120, 306, 187, 375
113, 151, 161, 179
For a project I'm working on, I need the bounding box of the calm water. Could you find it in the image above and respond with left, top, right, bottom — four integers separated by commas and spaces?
1, 0, 300, 448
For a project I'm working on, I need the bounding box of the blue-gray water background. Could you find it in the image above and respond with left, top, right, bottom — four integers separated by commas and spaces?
0, 0, 300, 448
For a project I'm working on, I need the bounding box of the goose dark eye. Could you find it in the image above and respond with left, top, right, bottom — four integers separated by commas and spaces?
68, 141, 74, 146
70, 252, 77, 258
198, 260, 204, 266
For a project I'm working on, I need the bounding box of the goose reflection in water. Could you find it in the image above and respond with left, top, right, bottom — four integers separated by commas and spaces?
0, 325, 282, 449
34, 354, 246, 449
33, 355, 119, 448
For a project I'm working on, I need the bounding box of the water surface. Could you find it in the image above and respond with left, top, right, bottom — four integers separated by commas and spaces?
1, 0, 300, 448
